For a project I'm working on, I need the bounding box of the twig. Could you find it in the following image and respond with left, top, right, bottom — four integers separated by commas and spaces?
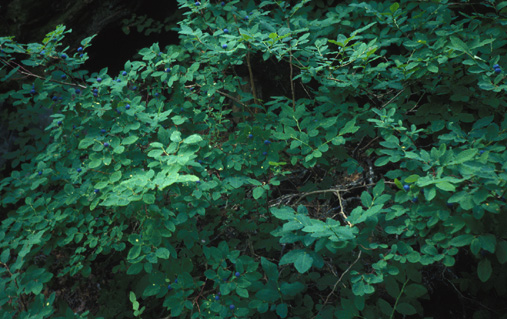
334, 190, 353, 227
390, 279, 409, 319
287, 20, 296, 110
380, 88, 405, 109
215, 89, 249, 109
246, 49, 258, 105
313, 251, 362, 318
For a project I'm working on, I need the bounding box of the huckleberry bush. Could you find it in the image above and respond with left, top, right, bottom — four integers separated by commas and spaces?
1, 1, 507, 318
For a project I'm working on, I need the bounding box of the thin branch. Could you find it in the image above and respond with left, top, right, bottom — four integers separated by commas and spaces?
314, 251, 362, 318
334, 190, 353, 227
246, 49, 258, 105
215, 89, 249, 109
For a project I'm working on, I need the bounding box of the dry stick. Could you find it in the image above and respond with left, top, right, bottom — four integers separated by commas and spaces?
313, 250, 362, 319
287, 20, 296, 110
215, 89, 249, 109
294, 184, 374, 205
246, 49, 258, 106
1, 58, 87, 89
334, 190, 353, 227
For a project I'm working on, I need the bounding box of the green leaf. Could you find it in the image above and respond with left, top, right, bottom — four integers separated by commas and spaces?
253, 187, 265, 199
0, 248, 10, 263
479, 234, 496, 253
477, 259, 492, 282
450, 234, 474, 247
255, 288, 279, 302
270, 206, 295, 220
280, 282, 305, 296
123, 135, 139, 145
183, 134, 203, 144
276, 303, 288, 318
435, 181, 455, 192
340, 118, 359, 135
378, 298, 393, 316
155, 247, 170, 259
390, 2, 399, 13
396, 303, 417, 315
236, 287, 249, 298
78, 137, 95, 149
496, 240, 507, 264
127, 245, 142, 261
143, 193, 155, 204
294, 251, 313, 273
88, 159, 102, 169
451, 149, 477, 164
360, 191, 373, 207
261, 257, 279, 281
171, 131, 182, 142
449, 36, 469, 52
404, 284, 427, 298
110, 171, 122, 183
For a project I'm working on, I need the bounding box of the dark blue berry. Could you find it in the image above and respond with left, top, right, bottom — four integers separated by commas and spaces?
494, 68, 501, 74
77, 168, 82, 172
101, 129, 106, 134
117, 79, 121, 82
412, 197, 418, 203
174, 278, 178, 283
165, 68, 171, 72
52, 96, 58, 101
93, 88, 98, 93
264, 140, 271, 144
94, 189, 100, 193
104, 142, 110, 147
30, 89, 36, 94
196, 180, 201, 184
403, 184, 410, 191
221, 1, 225, 5
97, 77, 102, 82
493, 64, 500, 69
230, 305, 235, 310
38, 171, 42, 176
57, 120, 62, 125
248, 134, 253, 138
244, 15, 249, 20
125, 104, 131, 110
262, 151, 267, 156
224, 28, 229, 33
195, 1, 200, 5
168, 284, 172, 290
40, 50, 45, 55
75, 89, 81, 94
235, 271, 240, 277
122, 71, 127, 76
480, 150, 485, 154
61, 54, 67, 59
61, 74, 67, 79
222, 44, 228, 49
215, 295, 219, 300
77, 47, 83, 52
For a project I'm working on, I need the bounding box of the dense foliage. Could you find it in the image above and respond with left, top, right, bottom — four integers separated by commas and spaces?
1, 0, 506, 318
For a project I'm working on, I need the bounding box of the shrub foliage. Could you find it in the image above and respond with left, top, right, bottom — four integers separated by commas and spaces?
1, 0, 506, 318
